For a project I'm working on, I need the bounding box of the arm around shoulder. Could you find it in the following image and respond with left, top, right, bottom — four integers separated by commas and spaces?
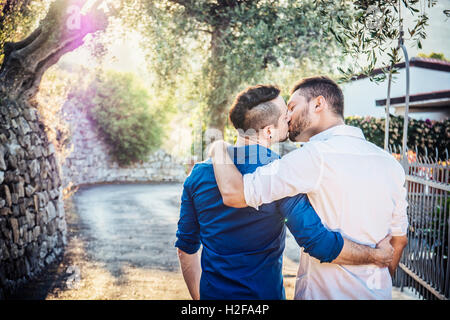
210, 141, 247, 208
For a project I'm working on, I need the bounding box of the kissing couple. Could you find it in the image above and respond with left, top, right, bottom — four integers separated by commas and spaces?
175, 76, 408, 300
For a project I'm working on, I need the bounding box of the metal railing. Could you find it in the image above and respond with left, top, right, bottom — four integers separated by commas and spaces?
391, 145, 450, 300
279, 141, 450, 299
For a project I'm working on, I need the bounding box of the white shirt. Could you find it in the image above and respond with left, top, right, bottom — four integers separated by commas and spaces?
243, 125, 408, 300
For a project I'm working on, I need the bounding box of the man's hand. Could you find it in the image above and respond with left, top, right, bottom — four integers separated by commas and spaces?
389, 235, 408, 276
208, 140, 231, 162
332, 235, 393, 266
372, 235, 394, 268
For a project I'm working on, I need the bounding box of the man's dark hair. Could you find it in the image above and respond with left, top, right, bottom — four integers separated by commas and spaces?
291, 76, 344, 118
229, 85, 281, 133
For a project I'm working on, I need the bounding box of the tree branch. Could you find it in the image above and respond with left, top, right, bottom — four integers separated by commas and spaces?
0, 0, 108, 101
168, 0, 218, 23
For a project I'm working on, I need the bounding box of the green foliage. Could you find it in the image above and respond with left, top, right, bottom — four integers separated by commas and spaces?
75, 70, 164, 166
321, 0, 434, 83
345, 115, 450, 159
126, 0, 347, 130
418, 52, 449, 61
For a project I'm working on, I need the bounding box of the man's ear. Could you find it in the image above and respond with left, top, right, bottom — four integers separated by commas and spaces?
313, 96, 326, 114
262, 125, 273, 140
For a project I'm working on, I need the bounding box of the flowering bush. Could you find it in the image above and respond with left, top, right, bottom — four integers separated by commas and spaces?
345, 115, 450, 160
391, 150, 417, 163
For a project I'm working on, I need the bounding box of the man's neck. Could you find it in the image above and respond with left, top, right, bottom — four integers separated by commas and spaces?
236, 135, 271, 148
316, 118, 345, 135
301, 117, 345, 142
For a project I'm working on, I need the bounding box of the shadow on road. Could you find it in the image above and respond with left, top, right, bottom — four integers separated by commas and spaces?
8, 182, 192, 299
7, 182, 416, 300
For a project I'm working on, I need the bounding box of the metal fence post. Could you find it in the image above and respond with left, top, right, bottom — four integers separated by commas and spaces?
384, 69, 393, 151
399, 41, 410, 171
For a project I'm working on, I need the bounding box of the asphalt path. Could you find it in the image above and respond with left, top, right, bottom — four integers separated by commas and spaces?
72, 182, 300, 277
71, 182, 417, 300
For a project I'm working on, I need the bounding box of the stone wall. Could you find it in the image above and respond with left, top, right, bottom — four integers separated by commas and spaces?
59, 99, 187, 189
0, 98, 67, 299
0, 96, 187, 299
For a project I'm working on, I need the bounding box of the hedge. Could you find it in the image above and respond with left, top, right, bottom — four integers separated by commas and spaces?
73, 71, 163, 166
344, 115, 449, 160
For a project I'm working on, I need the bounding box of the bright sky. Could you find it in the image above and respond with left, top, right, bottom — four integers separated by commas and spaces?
403, 0, 450, 58
60, 0, 450, 77
60, 21, 149, 79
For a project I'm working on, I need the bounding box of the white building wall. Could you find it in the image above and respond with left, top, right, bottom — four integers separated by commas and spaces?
341, 67, 450, 120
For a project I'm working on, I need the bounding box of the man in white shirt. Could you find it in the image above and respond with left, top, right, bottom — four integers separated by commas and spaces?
210, 76, 409, 300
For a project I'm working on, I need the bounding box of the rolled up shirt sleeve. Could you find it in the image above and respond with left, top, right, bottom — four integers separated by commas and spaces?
243, 143, 323, 210
391, 170, 409, 236
278, 194, 344, 263
175, 180, 201, 254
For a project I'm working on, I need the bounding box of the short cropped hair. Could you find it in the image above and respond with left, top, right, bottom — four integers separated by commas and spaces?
291, 76, 344, 118
229, 85, 281, 133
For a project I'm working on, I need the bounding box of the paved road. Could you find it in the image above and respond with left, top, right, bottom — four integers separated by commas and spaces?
73, 182, 418, 300
73, 182, 300, 273
73, 183, 185, 276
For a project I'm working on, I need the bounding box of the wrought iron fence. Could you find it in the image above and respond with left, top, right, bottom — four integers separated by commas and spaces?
279, 141, 450, 299
390, 145, 450, 300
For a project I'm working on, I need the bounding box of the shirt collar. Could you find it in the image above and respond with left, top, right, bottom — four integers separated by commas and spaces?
309, 125, 365, 142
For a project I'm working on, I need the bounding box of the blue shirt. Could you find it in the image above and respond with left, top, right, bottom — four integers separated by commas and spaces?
175, 144, 343, 300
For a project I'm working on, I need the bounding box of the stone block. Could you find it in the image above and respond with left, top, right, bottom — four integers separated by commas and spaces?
25, 209, 35, 228
18, 159, 27, 172
23, 108, 37, 122
10, 218, 19, 243
4, 185, 12, 207
48, 143, 55, 155
56, 199, 65, 218
46, 201, 57, 221
11, 193, 19, 205
29, 159, 40, 178
46, 221, 54, 236
19, 201, 27, 216
39, 208, 48, 225
12, 205, 20, 217
36, 192, 46, 209
25, 184, 35, 197
44, 254, 53, 266
8, 154, 18, 169
18, 117, 31, 135
24, 172, 30, 184
10, 244, 20, 259
32, 226, 41, 241
0, 240, 9, 260
13, 180, 25, 198
0, 207, 11, 216
39, 241, 48, 259
48, 188, 59, 200
10, 118, 18, 129
24, 229, 32, 243
34, 146, 42, 158
58, 218, 67, 233
33, 194, 39, 212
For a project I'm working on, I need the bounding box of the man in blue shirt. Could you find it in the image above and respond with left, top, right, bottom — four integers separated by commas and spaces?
175, 85, 393, 300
